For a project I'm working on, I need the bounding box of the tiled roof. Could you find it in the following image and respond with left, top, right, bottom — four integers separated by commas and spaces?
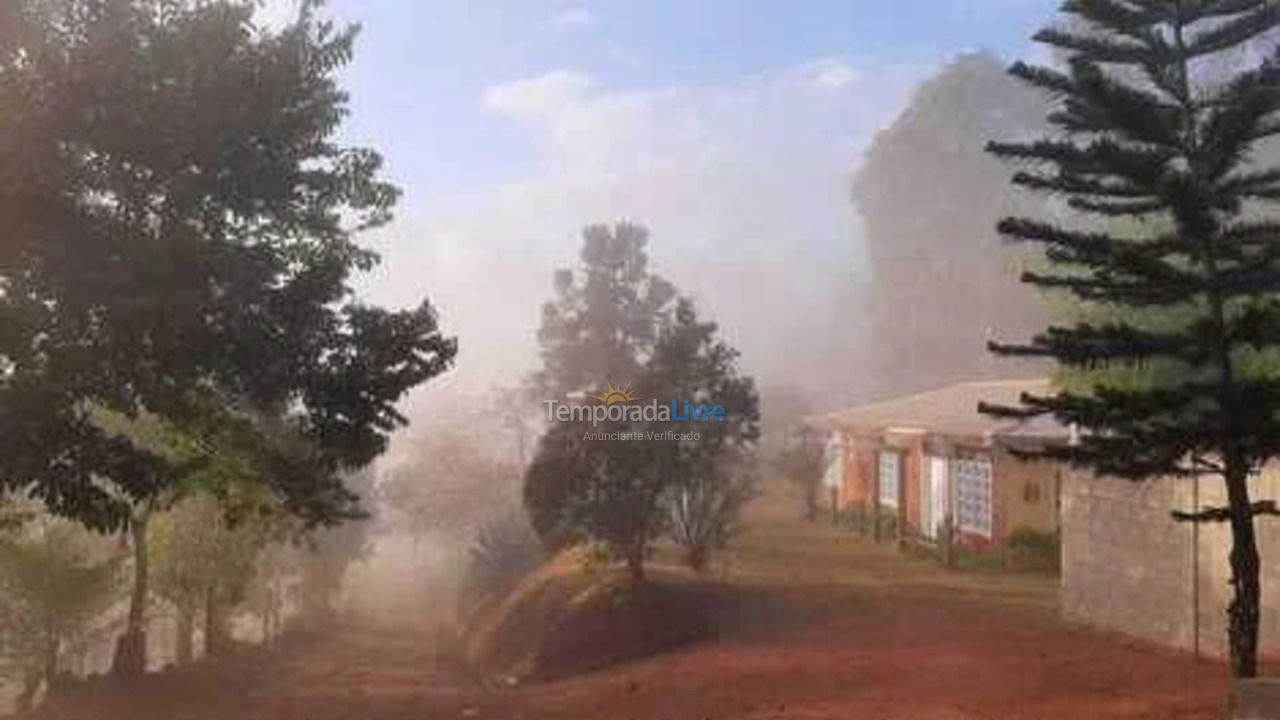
806, 379, 1068, 440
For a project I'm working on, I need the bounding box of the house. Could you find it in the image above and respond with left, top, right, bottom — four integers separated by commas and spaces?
805, 379, 1068, 551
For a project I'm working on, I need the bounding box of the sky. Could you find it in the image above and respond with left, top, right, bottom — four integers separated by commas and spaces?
261, 0, 1060, 407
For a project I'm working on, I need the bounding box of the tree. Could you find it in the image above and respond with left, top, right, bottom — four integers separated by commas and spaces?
773, 425, 826, 521
0, 519, 121, 712
380, 429, 518, 565
0, 0, 457, 531
524, 225, 758, 581
524, 222, 677, 550
853, 52, 1050, 398
648, 300, 760, 572
984, 0, 1280, 678
150, 492, 275, 664
461, 509, 542, 609
290, 467, 378, 629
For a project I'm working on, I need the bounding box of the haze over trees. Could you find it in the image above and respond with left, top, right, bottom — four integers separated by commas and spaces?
523, 223, 760, 580
853, 52, 1050, 399
984, 0, 1280, 678
0, 0, 455, 684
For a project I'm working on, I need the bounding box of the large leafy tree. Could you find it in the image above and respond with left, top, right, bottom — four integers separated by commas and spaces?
984, 0, 1280, 677
0, 0, 456, 533
853, 52, 1050, 398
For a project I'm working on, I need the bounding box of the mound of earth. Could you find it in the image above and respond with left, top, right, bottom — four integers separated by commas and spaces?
463, 550, 714, 681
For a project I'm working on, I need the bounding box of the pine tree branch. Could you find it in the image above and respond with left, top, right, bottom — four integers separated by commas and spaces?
1172, 500, 1280, 523
1217, 168, 1280, 196
1033, 27, 1155, 64
1190, 0, 1272, 22
1008, 61, 1075, 96
1012, 170, 1157, 198
1019, 269, 1188, 304
1186, 2, 1280, 59
990, 324, 1200, 365
988, 138, 1175, 190
1064, 57, 1183, 145
1067, 196, 1168, 216
1062, 0, 1170, 34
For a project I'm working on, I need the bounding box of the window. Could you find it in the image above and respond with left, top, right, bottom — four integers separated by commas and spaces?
878, 451, 900, 508
823, 433, 845, 490
954, 456, 993, 538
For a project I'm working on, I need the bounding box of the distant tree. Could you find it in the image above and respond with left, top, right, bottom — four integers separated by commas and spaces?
460, 509, 542, 609
985, 1, 1280, 678
774, 426, 826, 521
853, 51, 1049, 397
0, 519, 121, 712
648, 300, 760, 572
291, 468, 378, 629
0, 0, 456, 529
381, 430, 518, 564
150, 492, 275, 663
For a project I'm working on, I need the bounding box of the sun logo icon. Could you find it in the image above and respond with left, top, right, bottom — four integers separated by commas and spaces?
588, 381, 641, 405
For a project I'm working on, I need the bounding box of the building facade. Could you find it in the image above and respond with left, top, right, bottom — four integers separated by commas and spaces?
810, 379, 1066, 551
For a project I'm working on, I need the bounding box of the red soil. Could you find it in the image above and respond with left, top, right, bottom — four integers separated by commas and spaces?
34, 487, 1232, 720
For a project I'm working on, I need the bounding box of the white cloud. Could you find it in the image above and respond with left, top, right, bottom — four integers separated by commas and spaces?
552, 6, 597, 30
801, 58, 862, 89
358, 58, 931, 397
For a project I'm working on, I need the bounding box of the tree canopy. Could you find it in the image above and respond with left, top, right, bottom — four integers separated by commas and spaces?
853, 51, 1050, 397
0, 0, 456, 530
524, 223, 759, 580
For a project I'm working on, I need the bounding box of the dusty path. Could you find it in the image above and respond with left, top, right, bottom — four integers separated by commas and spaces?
38, 488, 1232, 720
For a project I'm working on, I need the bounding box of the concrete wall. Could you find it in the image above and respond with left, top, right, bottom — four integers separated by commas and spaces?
994, 454, 1061, 538
1062, 466, 1280, 658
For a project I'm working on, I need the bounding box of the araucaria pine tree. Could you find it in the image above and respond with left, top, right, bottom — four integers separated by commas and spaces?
986, 1, 1280, 677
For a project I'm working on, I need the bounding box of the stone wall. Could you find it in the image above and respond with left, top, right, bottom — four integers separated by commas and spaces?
1062, 466, 1280, 658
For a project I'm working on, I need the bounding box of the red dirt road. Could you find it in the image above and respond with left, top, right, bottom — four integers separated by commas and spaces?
38, 490, 1232, 720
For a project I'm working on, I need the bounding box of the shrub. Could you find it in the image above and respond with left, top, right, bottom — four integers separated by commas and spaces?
462, 510, 544, 605
1004, 527, 1060, 573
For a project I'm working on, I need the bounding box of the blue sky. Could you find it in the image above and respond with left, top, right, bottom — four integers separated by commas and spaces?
319, 0, 1057, 198
261, 0, 1061, 396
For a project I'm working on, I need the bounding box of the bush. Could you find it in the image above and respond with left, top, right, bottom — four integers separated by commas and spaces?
462, 510, 544, 605
666, 463, 758, 573
1004, 527, 1060, 573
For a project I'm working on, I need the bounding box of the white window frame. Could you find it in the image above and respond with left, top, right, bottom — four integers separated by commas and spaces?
824, 433, 845, 490
954, 455, 993, 538
878, 451, 901, 508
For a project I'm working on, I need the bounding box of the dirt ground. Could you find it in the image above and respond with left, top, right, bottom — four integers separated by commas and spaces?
36, 486, 1233, 720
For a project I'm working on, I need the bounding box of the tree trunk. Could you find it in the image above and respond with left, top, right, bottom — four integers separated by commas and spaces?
624, 541, 646, 583
176, 601, 194, 665
204, 588, 229, 657
685, 544, 708, 574
16, 665, 41, 713
42, 625, 58, 698
112, 512, 149, 676
1225, 460, 1262, 677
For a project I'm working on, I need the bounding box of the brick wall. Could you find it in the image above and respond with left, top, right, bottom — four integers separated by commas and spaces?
1062, 466, 1280, 658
